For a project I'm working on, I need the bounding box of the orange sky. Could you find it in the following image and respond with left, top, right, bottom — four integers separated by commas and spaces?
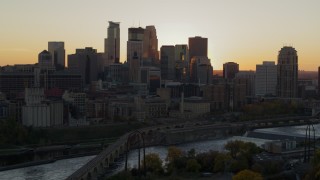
1, 0, 320, 71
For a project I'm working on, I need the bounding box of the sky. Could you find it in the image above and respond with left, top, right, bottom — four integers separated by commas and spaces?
1, 0, 320, 70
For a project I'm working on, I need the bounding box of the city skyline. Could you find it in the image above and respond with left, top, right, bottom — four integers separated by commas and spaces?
1, 0, 320, 70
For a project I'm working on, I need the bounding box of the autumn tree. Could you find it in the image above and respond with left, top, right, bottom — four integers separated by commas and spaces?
232, 169, 263, 180
166, 146, 183, 163
143, 153, 163, 174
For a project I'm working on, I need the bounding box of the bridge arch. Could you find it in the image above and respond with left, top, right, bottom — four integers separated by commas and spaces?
125, 130, 146, 175
86, 172, 92, 180
104, 157, 109, 167
109, 153, 114, 163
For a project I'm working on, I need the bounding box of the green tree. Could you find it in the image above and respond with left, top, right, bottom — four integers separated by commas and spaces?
225, 140, 244, 158
230, 155, 249, 173
196, 150, 219, 172
0, 118, 28, 145
186, 159, 201, 172
213, 153, 232, 172
187, 148, 196, 158
304, 150, 320, 180
143, 153, 163, 174
232, 169, 263, 180
225, 140, 261, 166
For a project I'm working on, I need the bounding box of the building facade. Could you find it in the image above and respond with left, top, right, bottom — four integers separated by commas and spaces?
68, 47, 101, 85
277, 46, 298, 98
160, 46, 175, 80
175, 44, 189, 82
255, 61, 277, 96
105, 21, 120, 64
48, 41, 65, 69
223, 62, 239, 80
188, 36, 208, 59
190, 56, 213, 84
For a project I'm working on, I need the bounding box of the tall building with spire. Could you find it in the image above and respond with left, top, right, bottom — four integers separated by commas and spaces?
277, 46, 298, 98
105, 21, 120, 64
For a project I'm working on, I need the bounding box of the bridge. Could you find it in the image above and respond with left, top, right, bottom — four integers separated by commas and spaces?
67, 116, 319, 180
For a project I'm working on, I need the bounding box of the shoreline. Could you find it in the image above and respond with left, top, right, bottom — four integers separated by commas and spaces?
0, 151, 98, 172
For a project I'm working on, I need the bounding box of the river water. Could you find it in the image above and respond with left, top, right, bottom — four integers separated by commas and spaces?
0, 123, 319, 180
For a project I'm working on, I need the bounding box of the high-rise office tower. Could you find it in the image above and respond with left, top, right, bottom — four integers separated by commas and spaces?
127, 27, 144, 83
175, 45, 189, 82
38, 50, 52, 68
235, 71, 256, 97
277, 46, 298, 98
68, 47, 99, 85
188, 36, 208, 60
143, 26, 159, 62
105, 21, 120, 64
48, 42, 65, 69
190, 56, 213, 84
223, 62, 239, 79
160, 46, 175, 80
255, 61, 277, 96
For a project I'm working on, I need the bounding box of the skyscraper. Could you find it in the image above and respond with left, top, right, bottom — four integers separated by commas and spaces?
38, 50, 52, 69
190, 56, 213, 84
175, 45, 189, 82
68, 47, 99, 85
105, 21, 120, 64
255, 61, 277, 96
277, 46, 298, 98
48, 42, 65, 69
188, 36, 208, 60
127, 27, 144, 83
223, 62, 239, 79
143, 26, 159, 62
160, 46, 175, 80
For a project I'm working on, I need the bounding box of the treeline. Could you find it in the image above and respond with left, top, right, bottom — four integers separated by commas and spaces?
0, 118, 47, 147
0, 118, 146, 148
240, 100, 304, 121
109, 140, 271, 180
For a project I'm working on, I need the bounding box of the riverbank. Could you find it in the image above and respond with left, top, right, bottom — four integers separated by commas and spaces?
0, 151, 99, 171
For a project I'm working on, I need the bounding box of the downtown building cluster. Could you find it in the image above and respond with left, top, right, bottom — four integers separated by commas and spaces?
0, 21, 319, 127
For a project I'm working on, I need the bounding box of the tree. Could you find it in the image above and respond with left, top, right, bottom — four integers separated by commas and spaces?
187, 148, 196, 158
0, 118, 28, 145
230, 155, 249, 173
225, 140, 261, 166
232, 169, 263, 180
166, 146, 183, 163
186, 159, 201, 172
225, 140, 244, 158
304, 150, 320, 180
213, 153, 232, 172
143, 153, 163, 174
